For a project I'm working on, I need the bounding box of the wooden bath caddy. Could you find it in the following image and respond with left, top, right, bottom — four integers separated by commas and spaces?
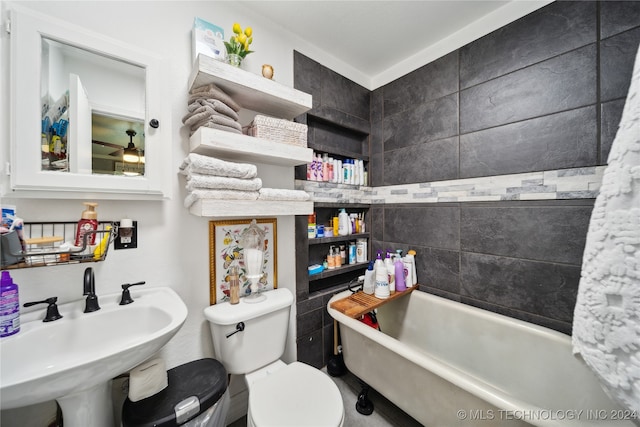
330, 287, 415, 319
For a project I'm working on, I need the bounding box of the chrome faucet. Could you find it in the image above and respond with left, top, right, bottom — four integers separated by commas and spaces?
83, 267, 100, 313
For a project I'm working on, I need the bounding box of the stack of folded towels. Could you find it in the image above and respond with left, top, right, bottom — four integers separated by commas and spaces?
182, 84, 243, 136
180, 153, 311, 208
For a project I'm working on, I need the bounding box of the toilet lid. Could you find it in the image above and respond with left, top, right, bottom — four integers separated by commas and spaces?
249, 362, 344, 426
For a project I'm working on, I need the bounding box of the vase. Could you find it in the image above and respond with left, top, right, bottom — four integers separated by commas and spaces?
227, 54, 242, 68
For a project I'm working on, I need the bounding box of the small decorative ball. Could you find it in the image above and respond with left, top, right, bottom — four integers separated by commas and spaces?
262, 64, 274, 79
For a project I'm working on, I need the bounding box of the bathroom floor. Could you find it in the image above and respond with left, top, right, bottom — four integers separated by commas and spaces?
228, 366, 422, 427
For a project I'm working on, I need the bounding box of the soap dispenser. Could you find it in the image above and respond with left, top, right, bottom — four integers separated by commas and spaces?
74, 202, 99, 246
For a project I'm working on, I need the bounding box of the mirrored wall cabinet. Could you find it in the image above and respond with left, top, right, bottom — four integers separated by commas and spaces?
8, 6, 171, 199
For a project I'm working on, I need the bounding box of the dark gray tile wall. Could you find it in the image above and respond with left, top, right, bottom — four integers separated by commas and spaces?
379, 1, 640, 184
374, 200, 594, 333
294, 53, 372, 368
294, 1, 640, 366
371, 2, 639, 334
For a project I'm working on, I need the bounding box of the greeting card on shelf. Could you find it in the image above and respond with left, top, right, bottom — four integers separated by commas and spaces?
192, 17, 226, 64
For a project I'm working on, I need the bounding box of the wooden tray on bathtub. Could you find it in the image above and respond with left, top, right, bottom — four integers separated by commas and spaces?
330, 287, 415, 319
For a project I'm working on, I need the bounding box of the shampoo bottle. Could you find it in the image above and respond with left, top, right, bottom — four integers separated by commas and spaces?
374, 251, 389, 299
394, 256, 406, 292
405, 249, 418, 286
0, 271, 20, 338
384, 250, 395, 293
74, 202, 99, 247
363, 261, 375, 295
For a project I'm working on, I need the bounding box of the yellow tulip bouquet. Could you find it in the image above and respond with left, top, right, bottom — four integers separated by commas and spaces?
224, 23, 254, 59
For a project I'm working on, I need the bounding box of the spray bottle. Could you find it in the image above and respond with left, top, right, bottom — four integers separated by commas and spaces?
373, 251, 389, 299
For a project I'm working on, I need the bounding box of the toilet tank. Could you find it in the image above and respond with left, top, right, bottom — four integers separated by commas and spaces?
203, 288, 294, 375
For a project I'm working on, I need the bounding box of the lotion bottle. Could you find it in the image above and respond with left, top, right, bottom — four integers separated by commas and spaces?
374, 251, 389, 299
363, 261, 375, 295
74, 202, 99, 247
338, 209, 350, 236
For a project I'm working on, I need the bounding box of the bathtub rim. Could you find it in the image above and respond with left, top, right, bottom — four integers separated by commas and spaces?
327, 289, 617, 427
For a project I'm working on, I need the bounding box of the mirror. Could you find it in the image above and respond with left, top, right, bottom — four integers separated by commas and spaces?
40, 38, 146, 176
9, 6, 171, 198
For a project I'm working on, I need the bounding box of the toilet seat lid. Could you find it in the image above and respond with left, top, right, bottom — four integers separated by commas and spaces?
249, 362, 343, 426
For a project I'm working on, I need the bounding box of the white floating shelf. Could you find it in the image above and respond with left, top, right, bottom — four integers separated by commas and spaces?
189, 55, 312, 119
190, 127, 313, 167
189, 199, 313, 218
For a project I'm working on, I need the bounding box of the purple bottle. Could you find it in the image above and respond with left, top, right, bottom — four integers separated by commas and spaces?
0, 271, 20, 337
394, 256, 406, 292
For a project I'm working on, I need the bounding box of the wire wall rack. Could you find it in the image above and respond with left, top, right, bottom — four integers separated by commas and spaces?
1, 221, 117, 270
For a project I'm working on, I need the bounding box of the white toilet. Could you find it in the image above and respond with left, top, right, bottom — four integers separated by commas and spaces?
203, 288, 344, 427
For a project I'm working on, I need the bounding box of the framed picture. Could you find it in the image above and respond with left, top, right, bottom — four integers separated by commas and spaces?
209, 218, 277, 304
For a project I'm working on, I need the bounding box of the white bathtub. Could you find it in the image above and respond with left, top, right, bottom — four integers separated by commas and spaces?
327, 289, 636, 427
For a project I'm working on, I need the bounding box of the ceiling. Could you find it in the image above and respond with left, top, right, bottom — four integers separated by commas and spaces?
238, 0, 550, 88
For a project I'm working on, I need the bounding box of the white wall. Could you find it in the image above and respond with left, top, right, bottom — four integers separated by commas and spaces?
0, 1, 335, 425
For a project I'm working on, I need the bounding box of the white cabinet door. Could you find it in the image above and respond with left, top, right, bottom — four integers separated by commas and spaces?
8, 6, 171, 199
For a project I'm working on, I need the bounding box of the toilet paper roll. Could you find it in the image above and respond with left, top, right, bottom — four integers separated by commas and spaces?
128, 357, 168, 402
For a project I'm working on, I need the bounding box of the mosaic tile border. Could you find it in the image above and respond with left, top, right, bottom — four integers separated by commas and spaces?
296, 166, 605, 205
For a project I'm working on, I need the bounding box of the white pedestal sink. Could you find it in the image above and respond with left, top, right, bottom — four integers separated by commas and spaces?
0, 287, 187, 427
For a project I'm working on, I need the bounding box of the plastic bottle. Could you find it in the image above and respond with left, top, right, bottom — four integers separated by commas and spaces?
322, 153, 330, 182
374, 251, 389, 299
332, 215, 339, 237
348, 242, 357, 265
384, 250, 395, 293
0, 271, 20, 338
74, 202, 99, 246
327, 246, 336, 270
363, 261, 375, 295
338, 209, 350, 236
404, 249, 418, 286
394, 256, 406, 292
229, 264, 240, 304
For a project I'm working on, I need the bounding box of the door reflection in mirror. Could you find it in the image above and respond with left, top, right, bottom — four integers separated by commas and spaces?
40, 37, 146, 176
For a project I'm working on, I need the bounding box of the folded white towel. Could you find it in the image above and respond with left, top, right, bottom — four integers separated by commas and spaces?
185, 173, 262, 192
184, 189, 259, 208
572, 43, 640, 413
128, 358, 168, 402
179, 153, 257, 179
258, 188, 310, 201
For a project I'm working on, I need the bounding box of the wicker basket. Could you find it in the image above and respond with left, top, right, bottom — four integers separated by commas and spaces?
245, 115, 308, 147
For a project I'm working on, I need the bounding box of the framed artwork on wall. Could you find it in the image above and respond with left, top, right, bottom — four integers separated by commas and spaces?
209, 218, 277, 304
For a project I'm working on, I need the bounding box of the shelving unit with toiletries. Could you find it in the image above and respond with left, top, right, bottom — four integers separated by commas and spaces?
186, 55, 314, 218
305, 203, 371, 294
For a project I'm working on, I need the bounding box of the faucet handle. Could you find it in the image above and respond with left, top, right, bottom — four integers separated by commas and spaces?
24, 297, 63, 322
119, 281, 146, 305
